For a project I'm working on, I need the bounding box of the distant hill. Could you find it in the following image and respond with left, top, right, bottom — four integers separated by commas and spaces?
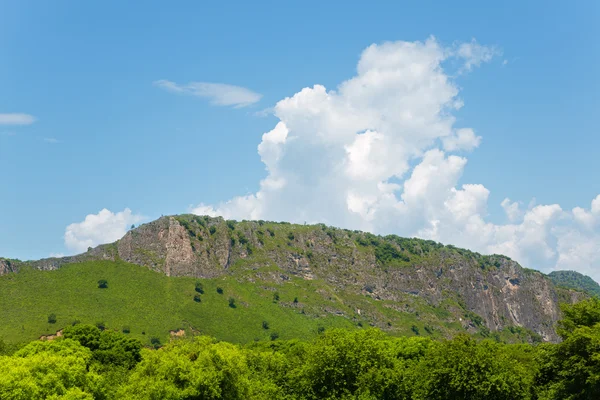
548, 270, 600, 297
0, 215, 587, 345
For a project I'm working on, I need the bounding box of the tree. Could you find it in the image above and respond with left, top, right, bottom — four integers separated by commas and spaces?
48, 313, 57, 324
97, 279, 108, 289
194, 294, 201, 303
228, 297, 236, 308
414, 335, 532, 400
217, 287, 224, 294
0, 339, 95, 399
535, 298, 600, 399
130, 224, 135, 230
194, 281, 204, 294
273, 292, 280, 302
262, 321, 270, 330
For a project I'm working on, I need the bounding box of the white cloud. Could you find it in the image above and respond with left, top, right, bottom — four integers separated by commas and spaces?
64, 208, 145, 254
0, 113, 36, 125
154, 80, 262, 108
44, 137, 59, 144
186, 37, 600, 282
442, 128, 481, 152
455, 39, 501, 72
501, 198, 523, 222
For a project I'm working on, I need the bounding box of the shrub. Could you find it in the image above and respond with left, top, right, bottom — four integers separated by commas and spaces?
262, 321, 269, 330
194, 281, 204, 294
238, 233, 248, 245
228, 297, 236, 308
287, 232, 295, 241
95, 321, 106, 331
150, 336, 161, 349
273, 292, 280, 302
317, 326, 325, 334
47, 313, 57, 324
122, 326, 130, 334
97, 279, 108, 289
267, 228, 275, 237
270, 332, 279, 341
217, 287, 223, 294
226, 220, 235, 230
293, 297, 298, 304
209, 226, 217, 235
193, 294, 201, 303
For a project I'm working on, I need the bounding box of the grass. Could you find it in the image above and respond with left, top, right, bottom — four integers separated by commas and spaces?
0, 260, 359, 346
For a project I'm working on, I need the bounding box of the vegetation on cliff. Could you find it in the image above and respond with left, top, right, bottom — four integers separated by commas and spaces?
548, 270, 600, 297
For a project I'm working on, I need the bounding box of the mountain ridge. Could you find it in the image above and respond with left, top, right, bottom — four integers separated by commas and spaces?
0, 215, 591, 342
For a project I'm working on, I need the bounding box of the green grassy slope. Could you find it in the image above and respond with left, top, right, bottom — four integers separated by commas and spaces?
0, 258, 540, 347
0, 260, 362, 346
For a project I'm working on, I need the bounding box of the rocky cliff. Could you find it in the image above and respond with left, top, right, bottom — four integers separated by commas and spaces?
5, 215, 587, 342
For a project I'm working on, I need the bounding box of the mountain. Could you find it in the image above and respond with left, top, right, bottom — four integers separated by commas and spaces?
0, 215, 586, 344
548, 270, 600, 297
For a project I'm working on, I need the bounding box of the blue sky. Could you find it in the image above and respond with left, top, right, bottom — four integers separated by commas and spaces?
1, 1, 599, 279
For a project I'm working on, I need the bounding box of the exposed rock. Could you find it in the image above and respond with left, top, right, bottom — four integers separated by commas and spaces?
4, 215, 590, 342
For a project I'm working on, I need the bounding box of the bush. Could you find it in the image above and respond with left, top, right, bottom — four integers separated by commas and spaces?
262, 321, 269, 330
150, 336, 161, 349
47, 313, 57, 324
194, 281, 204, 294
122, 326, 130, 334
287, 232, 295, 241
228, 297, 236, 308
226, 220, 235, 230
273, 292, 280, 302
95, 321, 106, 331
209, 226, 217, 235
193, 294, 201, 303
97, 279, 108, 289
267, 228, 275, 237
217, 287, 223, 294
270, 332, 279, 341
293, 297, 299, 304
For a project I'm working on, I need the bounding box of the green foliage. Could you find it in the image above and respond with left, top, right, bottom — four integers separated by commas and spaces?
209, 226, 217, 235
0, 310, 599, 400
535, 298, 600, 399
48, 313, 57, 324
414, 335, 533, 400
217, 286, 224, 294
194, 280, 204, 294
193, 294, 201, 303
229, 297, 237, 308
62, 324, 142, 369
97, 279, 108, 289
374, 241, 410, 265
549, 270, 600, 297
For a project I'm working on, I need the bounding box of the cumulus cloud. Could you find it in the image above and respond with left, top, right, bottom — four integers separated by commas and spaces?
64, 208, 145, 253
183, 36, 598, 282
0, 113, 36, 125
154, 80, 262, 108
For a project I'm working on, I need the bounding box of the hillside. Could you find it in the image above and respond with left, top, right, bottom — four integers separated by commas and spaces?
0, 215, 586, 344
548, 270, 600, 297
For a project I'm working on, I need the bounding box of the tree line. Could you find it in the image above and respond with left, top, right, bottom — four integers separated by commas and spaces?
1, 298, 599, 399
